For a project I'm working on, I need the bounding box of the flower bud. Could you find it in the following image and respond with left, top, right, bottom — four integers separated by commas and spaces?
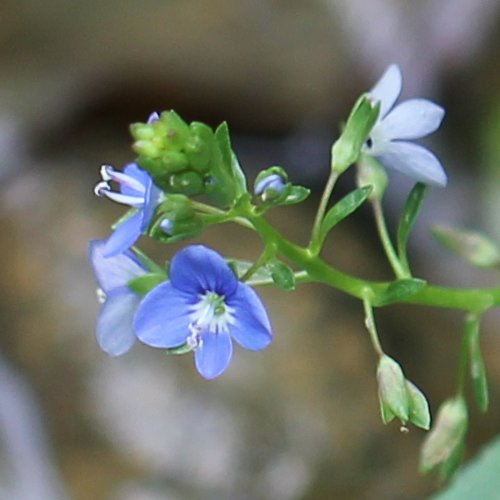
377, 354, 410, 424
168, 171, 204, 196
356, 156, 388, 201
420, 397, 468, 477
254, 166, 289, 202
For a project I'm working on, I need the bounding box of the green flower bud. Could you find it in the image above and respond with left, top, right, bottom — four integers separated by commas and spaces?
129, 123, 156, 141
168, 171, 204, 196
184, 134, 212, 173
420, 397, 468, 477
160, 110, 190, 150
161, 151, 189, 173
254, 166, 289, 203
356, 155, 388, 201
132, 140, 161, 158
377, 354, 410, 424
331, 94, 380, 175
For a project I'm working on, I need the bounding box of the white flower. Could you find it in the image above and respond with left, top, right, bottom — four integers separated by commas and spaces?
363, 65, 447, 187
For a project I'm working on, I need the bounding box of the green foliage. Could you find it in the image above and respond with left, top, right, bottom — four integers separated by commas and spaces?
267, 258, 296, 290
379, 278, 426, 305
128, 273, 167, 295
431, 436, 500, 500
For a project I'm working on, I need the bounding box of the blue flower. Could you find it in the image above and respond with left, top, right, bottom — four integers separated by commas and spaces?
88, 239, 147, 356
363, 64, 447, 187
134, 245, 273, 379
95, 162, 163, 256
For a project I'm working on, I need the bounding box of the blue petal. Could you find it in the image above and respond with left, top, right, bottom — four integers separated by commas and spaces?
96, 289, 139, 356
380, 99, 445, 141
170, 245, 238, 296
140, 180, 162, 232
195, 330, 233, 379
88, 239, 146, 292
121, 163, 150, 198
377, 141, 447, 187
227, 283, 272, 350
134, 282, 192, 348
103, 210, 144, 257
255, 174, 285, 195
370, 64, 403, 120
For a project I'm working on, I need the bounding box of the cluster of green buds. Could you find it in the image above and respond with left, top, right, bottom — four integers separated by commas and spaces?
130, 111, 215, 197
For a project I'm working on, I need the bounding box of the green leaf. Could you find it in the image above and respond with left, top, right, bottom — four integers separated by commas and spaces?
380, 278, 426, 305
319, 186, 372, 241
165, 343, 193, 355
267, 259, 296, 290
128, 273, 167, 295
397, 183, 427, 271
465, 315, 489, 412
279, 185, 310, 206
215, 122, 247, 198
431, 436, 500, 499
132, 247, 166, 275
432, 225, 500, 268
406, 380, 431, 430
227, 259, 274, 284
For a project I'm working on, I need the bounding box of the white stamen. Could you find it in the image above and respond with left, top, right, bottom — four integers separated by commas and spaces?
189, 291, 235, 336
100, 165, 146, 194
102, 190, 145, 207
96, 288, 106, 304
94, 181, 110, 197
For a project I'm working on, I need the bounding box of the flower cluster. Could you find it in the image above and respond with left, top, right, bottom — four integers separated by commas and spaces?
89, 241, 272, 379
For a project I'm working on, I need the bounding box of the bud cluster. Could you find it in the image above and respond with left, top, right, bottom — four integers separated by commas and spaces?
130, 111, 216, 197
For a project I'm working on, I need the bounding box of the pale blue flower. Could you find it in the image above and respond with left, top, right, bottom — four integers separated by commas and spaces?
134, 245, 272, 379
254, 174, 286, 198
364, 64, 447, 187
88, 240, 147, 356
94, 162, 162, 256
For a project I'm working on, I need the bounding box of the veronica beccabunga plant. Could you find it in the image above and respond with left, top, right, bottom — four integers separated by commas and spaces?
89, 66, 500, 482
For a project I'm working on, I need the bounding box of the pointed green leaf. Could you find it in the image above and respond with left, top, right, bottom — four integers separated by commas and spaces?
215, 122, 247, 198
319, 186, 372, 241
465, 314, 489, 412
397, 183, 427, 271
267, 259, 296, 290
128, 273, 167, 295
380, 278, 426, 305
432, 225, 500, 268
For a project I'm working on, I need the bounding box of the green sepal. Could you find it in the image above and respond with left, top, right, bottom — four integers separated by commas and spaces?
465, 314, 489, 412
319, 186, 372, 243
331, 94, 380, 174
406, 380, 431, 430
267, 258, 296, 290
165, 343, 193, 355
131, 246, 166, 275
397, 183, 427, 271
280, 185, 310, 205
357, 156, 388, 201
379, 278, 426, 305
128, 273, 167, 296
432, 226, 500, 268
110, 207, 139, 231
377, 355, 410, 424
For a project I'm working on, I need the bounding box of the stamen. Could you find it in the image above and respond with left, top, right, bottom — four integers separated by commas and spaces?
94, 181, 110, 197
100, 165, 146, 194
102, 190, 145, 207
96, 288, 106, 304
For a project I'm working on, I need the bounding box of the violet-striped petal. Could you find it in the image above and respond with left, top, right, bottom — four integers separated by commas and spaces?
134, 282, 193, 348
103, 210, 144, 257
194, 330, 233, 379
377, 141, 447, 187
89, 239, 146, 291
228, 283, 272, 350
96, 289, 140, 356
370, 64, 403, 120
380, 99, 445, 140
170, 245, 238, 296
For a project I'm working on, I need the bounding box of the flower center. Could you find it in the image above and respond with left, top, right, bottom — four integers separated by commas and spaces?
187, 291, 235, 348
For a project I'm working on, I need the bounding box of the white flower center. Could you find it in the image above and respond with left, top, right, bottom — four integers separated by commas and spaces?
187, 291, 235, 349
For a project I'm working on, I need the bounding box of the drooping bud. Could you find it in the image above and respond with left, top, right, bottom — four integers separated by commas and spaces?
420, 397, 468, 480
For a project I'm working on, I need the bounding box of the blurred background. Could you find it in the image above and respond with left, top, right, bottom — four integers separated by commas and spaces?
1, 1, 500, 499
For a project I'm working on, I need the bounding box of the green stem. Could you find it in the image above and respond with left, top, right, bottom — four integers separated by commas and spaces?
372, 199, 408, 279
246, 211, 500, 312
240, 245, 275, 282
309, 170, 339, 254
362, 294, 384, 357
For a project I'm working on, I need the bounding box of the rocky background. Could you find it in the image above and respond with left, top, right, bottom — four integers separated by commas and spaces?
1, 1, 500, 499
